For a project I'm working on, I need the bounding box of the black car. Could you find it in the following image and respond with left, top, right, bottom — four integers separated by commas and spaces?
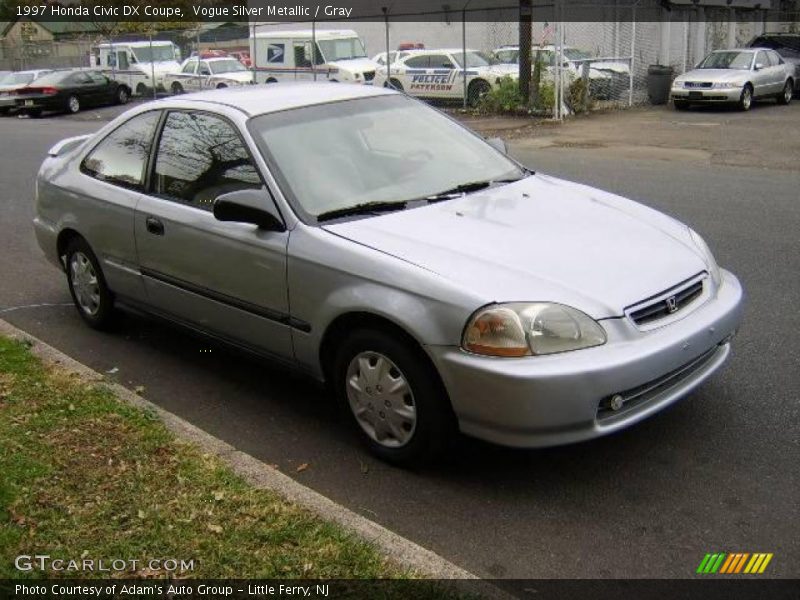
15, 69, 129, 117
748, 33, 800, 95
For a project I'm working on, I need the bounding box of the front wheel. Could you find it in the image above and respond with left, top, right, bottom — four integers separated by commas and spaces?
738, 85, 753, 111
66, 95, 80, 114
386, 78, 403, 91
136, 83, 149, 97
777, 80, 793, 105
333, 329, 456, 466
171, 82, 184, 95
65, 238, 116, 330
467, 79, 491, 107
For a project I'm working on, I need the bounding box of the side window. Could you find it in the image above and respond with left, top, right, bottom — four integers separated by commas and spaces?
88, 72, 108, 84
199, 62, 211, 76
756, 51, 768, 68
769, 50, 784, 65
153, 111, 262, 211
118, 51, 129, 70
106, 52, 117, 67
182, 60, 197, 74
404, 55, 430, 69
70, 72, 92, 85
428, 55, 453, 69
293, 42, 311, 68
81, 111, 161, 191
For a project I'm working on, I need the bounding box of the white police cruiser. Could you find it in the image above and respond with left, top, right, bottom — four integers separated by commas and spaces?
373, 48, 519, 105
165, 55, 253, 95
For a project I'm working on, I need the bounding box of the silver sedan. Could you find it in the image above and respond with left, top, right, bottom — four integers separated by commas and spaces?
671, 48, 795, 110
33, 84, 743, 465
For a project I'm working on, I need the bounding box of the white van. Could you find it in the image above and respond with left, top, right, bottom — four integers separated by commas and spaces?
92, 41, 181, 96
250, 29, 378, 85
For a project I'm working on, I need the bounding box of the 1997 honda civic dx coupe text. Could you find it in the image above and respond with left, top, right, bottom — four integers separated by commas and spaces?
33, 84, 743, 465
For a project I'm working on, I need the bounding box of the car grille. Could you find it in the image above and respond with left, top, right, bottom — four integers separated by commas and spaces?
597, 344, 721, 421
363, 71, 376, 82
684, 81, 713, 88
628, 277, 705, 327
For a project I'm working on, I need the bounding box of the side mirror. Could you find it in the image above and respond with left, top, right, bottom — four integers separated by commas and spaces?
754, 62, 765, 71
213, 189, 285, 232
486, 137, 508, 155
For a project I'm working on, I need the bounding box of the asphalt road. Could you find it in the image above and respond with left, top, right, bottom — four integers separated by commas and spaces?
0, 102, 798, 579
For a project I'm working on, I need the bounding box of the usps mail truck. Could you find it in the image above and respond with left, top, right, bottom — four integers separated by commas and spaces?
92, 41, 181, 96
250, 29, 378, 85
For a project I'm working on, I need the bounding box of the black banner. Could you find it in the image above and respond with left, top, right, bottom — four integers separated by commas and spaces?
2, 0, 798, 23
2, 579, 800, 600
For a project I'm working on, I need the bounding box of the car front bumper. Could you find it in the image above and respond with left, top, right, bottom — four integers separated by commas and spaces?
671, 87, 742, 102
427, 269, 743, 448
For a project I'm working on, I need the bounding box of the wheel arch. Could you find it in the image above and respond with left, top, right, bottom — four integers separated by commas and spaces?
318, 311, 444, 392
56, 227, 85, 269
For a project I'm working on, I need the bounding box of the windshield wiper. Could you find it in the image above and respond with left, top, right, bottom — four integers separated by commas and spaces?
316, 201, 408, 222
425, 176, 528, 203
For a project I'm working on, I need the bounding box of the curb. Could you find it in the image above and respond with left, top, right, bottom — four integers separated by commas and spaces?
0, 318, 507, 596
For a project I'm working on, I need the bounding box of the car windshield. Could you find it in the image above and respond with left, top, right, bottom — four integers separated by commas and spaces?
563, 48, 592, 60
452, 51, 491, 68
751, 36, 800, 58
248, 95, 524, 220
317, 38, 367, 62
131, 45, 176, 63
699, 51, 754, 70
210, 59, 247, 74
0, 72, 36, 85
495, 49, 519, 64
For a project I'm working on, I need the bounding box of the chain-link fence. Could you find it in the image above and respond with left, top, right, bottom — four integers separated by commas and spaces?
2, 3, 797, 118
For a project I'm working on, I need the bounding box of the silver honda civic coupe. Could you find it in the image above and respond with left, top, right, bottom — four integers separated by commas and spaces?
33, 84, 743, 465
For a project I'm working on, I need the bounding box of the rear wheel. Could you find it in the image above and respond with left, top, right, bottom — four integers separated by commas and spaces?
171, 82, 184, 95
136, 83, 149, 97
216, 83, 228, 89
116, 86, 129, 105
332, 329, 456, 466
386, 78, 403, 91
468, 79, 491, 107
64, 237, 116, 330
66, 95, 80, 114
673, 99, 690, 111
777, 80, 793, 105
738, 84, 753, 111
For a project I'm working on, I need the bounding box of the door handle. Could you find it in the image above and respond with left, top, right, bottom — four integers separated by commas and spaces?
145, 216, 164, 236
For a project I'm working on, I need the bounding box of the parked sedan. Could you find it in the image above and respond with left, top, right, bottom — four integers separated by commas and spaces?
0, 69, 52, 114
671, 48, 794, 110
16, 69, 129, 117
165, 56, 253, 95
747, 33, 800, 95
33, 85, 743, 465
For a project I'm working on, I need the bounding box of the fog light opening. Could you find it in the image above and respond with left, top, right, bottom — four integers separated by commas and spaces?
609, 394, 625, 411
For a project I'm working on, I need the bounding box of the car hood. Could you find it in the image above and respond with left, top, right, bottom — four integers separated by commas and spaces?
212, 71, 253, 83
323, 175, 706, 318
329, 57, 379, 73
677, 68, 747, 83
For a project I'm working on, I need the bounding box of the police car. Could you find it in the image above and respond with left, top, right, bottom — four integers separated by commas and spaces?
165, 55, 253, 95
373, 48, 519, 105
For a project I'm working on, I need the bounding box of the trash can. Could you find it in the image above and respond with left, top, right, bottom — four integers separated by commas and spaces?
647, 64, 674, 105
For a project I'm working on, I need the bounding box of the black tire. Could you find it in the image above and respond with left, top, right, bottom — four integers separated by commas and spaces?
673, 100, 690, 111
386, 78, 403, 92
0, 107, 10, 116
64, 237, 116, 330
66, 95, 80, 114
136, 83, 149, 97
467, 79, 491, 107
171, 82, 184, 95
27, 109, 42, 119
266, 78, 278, 84
777, 80, 793, 105
332, 328, 457, 466
216, 83, 228, 89
116, 86, 129, 105
738, 84, 753, 111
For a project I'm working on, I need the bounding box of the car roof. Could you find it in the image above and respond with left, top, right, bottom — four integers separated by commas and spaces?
712, 48, 757, 53
156, 83, 396, 117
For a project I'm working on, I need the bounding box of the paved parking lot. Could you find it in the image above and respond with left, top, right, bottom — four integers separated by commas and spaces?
0, 100, 798, 579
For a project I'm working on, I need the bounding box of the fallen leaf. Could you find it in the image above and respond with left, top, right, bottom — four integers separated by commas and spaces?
213, 491, 224, 501
137, 509, 146, 519
296, 463, 309, 473
207, 524, 223, 534
134, 386, 145, 395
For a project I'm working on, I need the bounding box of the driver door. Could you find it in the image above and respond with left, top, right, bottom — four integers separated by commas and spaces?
134, 109, 293, 360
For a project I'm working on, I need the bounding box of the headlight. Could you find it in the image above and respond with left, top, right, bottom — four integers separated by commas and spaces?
688, 228, 721, 286
462, 303, 607, 357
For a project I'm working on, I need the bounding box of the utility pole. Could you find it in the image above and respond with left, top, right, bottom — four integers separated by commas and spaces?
519, 0, 532, 103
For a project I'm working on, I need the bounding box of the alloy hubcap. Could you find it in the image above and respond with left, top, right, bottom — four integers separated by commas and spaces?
345, 351, 417, 448
742, 89, 751, 109
70, 252, 100, 316
69, 97, 79, 112
786, 85, 792, 103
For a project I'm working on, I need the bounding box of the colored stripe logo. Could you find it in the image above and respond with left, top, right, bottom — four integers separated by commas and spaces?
696, 552, 773, 574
